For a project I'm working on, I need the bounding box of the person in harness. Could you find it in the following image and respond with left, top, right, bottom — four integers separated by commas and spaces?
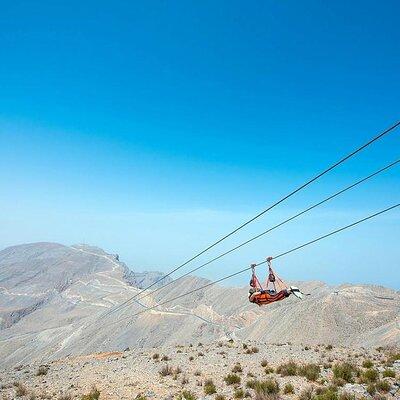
248, 257, 303, 306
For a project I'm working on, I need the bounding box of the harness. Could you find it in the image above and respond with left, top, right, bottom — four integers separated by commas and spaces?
250, 257, 288, 293
249, 257, 290, 306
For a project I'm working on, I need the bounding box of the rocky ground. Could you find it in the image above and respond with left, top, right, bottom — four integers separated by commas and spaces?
0, 341, 399, 400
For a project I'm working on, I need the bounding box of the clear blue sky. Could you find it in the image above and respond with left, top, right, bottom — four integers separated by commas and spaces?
0, 1, 399, 288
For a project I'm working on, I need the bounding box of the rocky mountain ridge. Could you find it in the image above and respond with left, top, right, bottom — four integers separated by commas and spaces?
0, 242, 398, 368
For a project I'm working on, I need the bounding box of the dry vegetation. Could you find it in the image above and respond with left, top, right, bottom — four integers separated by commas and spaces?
0, 342, 398, 400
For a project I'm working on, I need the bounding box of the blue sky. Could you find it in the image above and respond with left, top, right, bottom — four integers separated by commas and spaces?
0, 1, 399, 288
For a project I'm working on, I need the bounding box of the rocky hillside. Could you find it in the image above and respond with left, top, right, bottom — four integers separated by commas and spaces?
0, 243, 399, 369
0, 341, 399, 399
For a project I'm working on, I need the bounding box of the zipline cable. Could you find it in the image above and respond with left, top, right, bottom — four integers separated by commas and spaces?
133, 158, 399, 302
104, 121, 400, 317
104, 202, 399, 325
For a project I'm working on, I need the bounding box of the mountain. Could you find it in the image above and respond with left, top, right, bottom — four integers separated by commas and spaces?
0, 242, 399, 368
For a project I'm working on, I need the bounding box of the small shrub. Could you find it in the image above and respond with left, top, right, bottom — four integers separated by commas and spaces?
134, 396, 147, 400
161, 355, 170, 361
326, 345, 333, 350
332, 362, 357, 383
152, 353, 159, 360
232, 363, 243, 373
382, 369, 395, 378
15, 383, 28, 397
177, 391, 197, 400
361, 368, 379, 383
312, 387, 338, 400
224, 373, 241, 385
362, 359, 374, 368
174, 366, 182, 374
243, 343, 248, 350
59, 396, 72, 400
203, 379, 216, 395
246, 379, 257, 389
338, 393, 355, 400
375, 380, 391, 393
194, 370, 201, 376
36, 366, 49, 376
276, 360, 298, 376
283, 383, 294, 394
298, 387, 314, 400
251, 346, 259, 353
189, 356, 194, 361
367, 383, 376, 395
181, 375, 189, 385
254, 379, 280, 395
234, 388, 245, 399
261, 359, 268, 367
299, 363, 321, 381
80, 386, 100, 400
198, 352, 204, 357
159, 364, 173, 376
264, 367, 274, 374
215, 395, 226, 400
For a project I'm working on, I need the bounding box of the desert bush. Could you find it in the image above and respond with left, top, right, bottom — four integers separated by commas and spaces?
338, 393, 355, 400
161, 355, 170, 361
332, 362, 357, 383
261, 359, 268, 367
59, 395, 72, 400
326, 345, 333, 350
194, 370, 201, 376
243, 343, 248, 350
234, 388, 245, 399
181, 375, 189, 385
387, 351, 400, 363
80, 386, 100, 400
15, 383, 28, 397
36, 366, 49, 376
203, 379, 216, 395
362, 359, 374, 368
177, 391, 197, 400
283, 383, 294, 394
159, 364, 173, 376
382, 369, 395, 378
197, 352, 204, 357
375, 380, 391, 393
246, 379, 257, 389
232, 363, 243, 373
215, 395, 226, 400
367, 383, 376, 395
264, 366, 274, 374
174, 366, 182, 374
224, 373, 241, 385
313, 387, 338, 400
251, 346, 259, 353
152, 353, 159, 360
276, 360, 298, 376
299, 363, 321, 381
254, 379, 279, 395
361, 368, 379, 383
189, 356, 194, 361
298, 387, 314, 400
134, 395, 147, 400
